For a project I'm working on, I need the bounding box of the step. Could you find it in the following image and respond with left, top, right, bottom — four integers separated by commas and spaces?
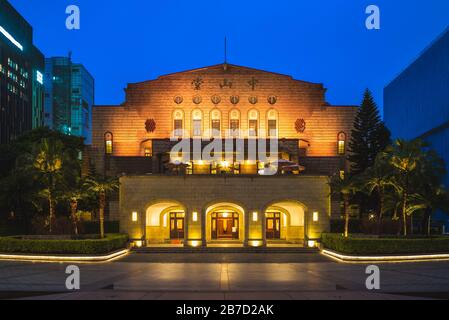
132, 247, 318, 254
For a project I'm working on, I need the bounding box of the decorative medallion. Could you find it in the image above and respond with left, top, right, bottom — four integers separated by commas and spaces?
192, 77, 204, 90
248, 96, 258, 105
174, 96, 183, 105
295, 119, 306, 133
211, 95, 222, 105
220, 79, 233, 89
268, 96, 278, 105
248, 77, 259, 91
145, 119, 156, 133
193, 95, 203, 105
230, 96, 240, 105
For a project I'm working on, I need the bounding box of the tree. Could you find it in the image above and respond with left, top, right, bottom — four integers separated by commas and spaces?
64, 184, 86, 236
329, 174, 359, 238
348, 89, 391, 176
385, 139, 446, 236
28, 139, 67, 233
360, 153, 395, 235
83, 176, 120, 238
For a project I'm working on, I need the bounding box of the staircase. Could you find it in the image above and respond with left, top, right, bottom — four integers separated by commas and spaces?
133, 246, 317, 254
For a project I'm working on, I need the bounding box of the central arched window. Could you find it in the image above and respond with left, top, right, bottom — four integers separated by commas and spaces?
211, 109, 221, 137
192, 109, 203, 137
338, 132, 347, 155
267, 109, 279, 137
248, 109, 259, 137
173, 110, 184, 138
229, 109, 240, 138
104, 132, 113, 155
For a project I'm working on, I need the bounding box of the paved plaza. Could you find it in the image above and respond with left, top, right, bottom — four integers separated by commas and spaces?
0, 252, 449, 300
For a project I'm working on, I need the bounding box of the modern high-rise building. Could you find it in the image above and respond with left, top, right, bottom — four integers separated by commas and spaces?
0, 0, 45, 144
44, 56, 94, 145
385, 26, 449, 229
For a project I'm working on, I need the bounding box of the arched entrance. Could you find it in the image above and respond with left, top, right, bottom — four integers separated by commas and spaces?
145, 201, 186, 244
264, 201, 306, 244
205, 202, 245, 243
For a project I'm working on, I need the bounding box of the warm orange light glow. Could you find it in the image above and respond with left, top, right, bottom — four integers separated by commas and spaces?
308, 240, 316, 248
192, 212, 198, 222
313, 211, 319, 222
252, 212, 258, 222
132, 211, 138, 222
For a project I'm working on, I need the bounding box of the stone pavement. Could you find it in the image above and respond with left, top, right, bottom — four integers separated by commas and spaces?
0, 252, 448, 300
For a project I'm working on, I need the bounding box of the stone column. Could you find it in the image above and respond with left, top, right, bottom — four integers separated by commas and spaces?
201, 209, 207, 247
184, 210, 190, 247
262, 212, 267, 247
244, 210, 250, 247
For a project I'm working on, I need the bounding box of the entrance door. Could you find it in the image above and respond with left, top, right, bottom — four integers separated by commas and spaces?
170, 212, 185, 239
212, 212, 239, 240
266, 212, 281, 239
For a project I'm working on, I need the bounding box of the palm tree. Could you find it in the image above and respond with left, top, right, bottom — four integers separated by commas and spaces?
64, 187, 85, 236
83, 175, 120, 238
386, 139, 424, 236
30, 139, 67, 233
361, 154, 394, 235
329, 174, 358, 238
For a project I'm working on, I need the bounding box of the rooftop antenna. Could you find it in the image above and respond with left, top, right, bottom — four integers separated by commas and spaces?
223, 37, 228, 71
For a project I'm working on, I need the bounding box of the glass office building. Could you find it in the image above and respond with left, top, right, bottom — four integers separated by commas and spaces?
44, 56, 94, 144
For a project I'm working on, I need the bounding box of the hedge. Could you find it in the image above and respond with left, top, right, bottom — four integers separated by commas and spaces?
0, 234, 128, 255
322, 233, 449, 255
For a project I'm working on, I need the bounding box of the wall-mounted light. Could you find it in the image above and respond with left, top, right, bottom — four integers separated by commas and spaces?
313, 211, 319, 222
192, 212, 198, 222
132, 211, 138, 222
308, 240, 316, 248
253, 212, 258, 222
134, 240, 143, 248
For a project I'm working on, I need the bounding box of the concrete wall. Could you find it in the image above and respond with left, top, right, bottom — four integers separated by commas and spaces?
119, 175, 330, 245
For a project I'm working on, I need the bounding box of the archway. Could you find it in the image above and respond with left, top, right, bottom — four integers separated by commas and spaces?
264, 200, 306, 243
205, 202, 245, 243
145, 201, 186, 244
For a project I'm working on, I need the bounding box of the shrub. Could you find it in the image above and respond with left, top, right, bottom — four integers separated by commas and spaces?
322, 233, 449, 255
0, 234, 128, 255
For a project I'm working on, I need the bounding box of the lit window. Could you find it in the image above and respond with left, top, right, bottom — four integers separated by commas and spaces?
313, 212, 319, 222
132, 212, 138, 222
229, 110, 240, 138
145, 148, 152, 157
192, 212, 198, 222
173, 110, 184, 138
104, 132, 113, 154
267, 110, 278, 137
248, 110, 259, 137
253, 212, 258, 222
211, 110, 221, 137
338, 132, 346, 155
340, 170, 345, 180
192, 110, 202, 137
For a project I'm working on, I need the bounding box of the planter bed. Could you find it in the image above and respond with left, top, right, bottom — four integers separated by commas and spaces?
322, 233, 449, 256
0, 234, 128, 255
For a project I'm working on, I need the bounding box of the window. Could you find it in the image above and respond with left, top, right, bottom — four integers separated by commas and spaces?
173, 110, 184, 138
267, 109, 278, 137
104, 132, 113, 155
229, 110, 240, 138
338, 132, 347, 155
211, 110, 221, 137
192, 109, 202, 137
248, 110, 259, 137
249, 120, 258, 137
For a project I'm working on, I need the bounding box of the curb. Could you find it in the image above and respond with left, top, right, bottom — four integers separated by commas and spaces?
321, 249, 449, 263
0, 249, 129, 263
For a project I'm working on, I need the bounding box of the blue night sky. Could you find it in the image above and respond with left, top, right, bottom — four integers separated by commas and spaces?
9, 0, 449, 115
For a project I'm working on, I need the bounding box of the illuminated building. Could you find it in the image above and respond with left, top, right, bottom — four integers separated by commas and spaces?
44, 56, 94, 144
0, 0, 45, 144
91, 63, 357, 246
